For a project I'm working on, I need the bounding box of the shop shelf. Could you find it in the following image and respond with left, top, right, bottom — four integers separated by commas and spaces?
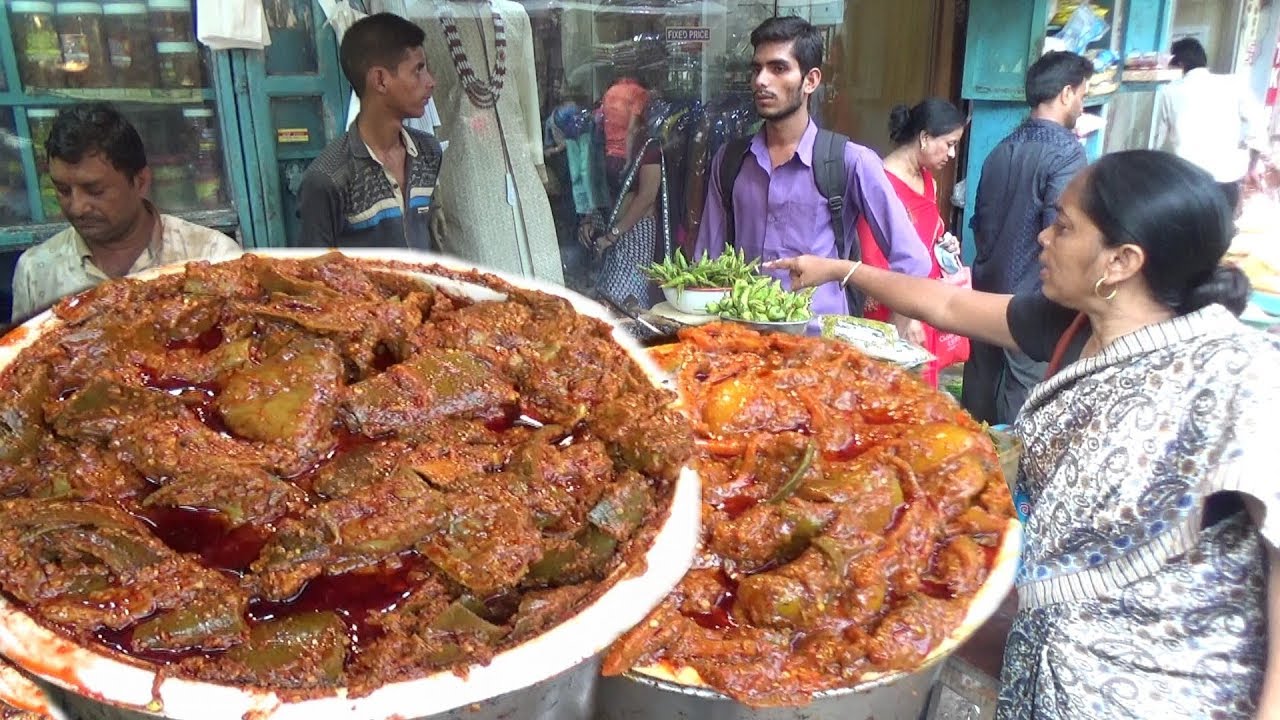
0, 87, 214, 107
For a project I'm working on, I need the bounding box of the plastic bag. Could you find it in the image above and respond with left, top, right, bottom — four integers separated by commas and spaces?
318, 0, 364, 39
196, 0, 271, 51
820, 316, 935, 370
1054, 2, 1109, 55
929, 237, 971, 367
934, 267, 971, 368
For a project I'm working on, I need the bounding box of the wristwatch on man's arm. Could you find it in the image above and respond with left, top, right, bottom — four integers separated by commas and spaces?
593, 226, 622, 252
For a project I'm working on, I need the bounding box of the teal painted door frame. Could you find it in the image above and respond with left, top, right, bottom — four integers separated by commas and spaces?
961, 0, 1055, 102
959, 0, 1175, 257
234, 0, 350, 248
210, 52, 259, 249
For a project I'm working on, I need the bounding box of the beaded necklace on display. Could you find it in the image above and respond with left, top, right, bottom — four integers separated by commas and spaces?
437, 0, 506, 109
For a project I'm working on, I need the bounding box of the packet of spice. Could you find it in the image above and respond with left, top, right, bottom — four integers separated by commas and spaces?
820, 315, 934, 369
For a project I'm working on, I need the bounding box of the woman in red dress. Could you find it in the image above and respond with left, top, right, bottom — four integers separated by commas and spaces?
857, 98, 967, 386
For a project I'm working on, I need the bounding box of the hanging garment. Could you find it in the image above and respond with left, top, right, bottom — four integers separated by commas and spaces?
551, 105, 607, 215
317, 0, 362, 38
682, 110, 711, 248
406, 0, 562, 283
196, 0, 271, 50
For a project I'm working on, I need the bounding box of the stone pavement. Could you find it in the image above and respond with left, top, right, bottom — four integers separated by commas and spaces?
924, 591, 1017, 720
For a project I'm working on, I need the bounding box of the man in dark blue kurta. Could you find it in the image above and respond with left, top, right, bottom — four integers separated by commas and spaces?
964, 51, 1093, 425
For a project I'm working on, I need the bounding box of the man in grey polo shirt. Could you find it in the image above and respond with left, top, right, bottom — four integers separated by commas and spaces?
296, 13, 441, 249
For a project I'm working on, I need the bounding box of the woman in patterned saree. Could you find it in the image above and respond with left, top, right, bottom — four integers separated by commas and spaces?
592, 138, 663, 309
767, 150, 1280, 719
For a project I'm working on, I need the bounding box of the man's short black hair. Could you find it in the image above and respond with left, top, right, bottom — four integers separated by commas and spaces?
340, 12, 426, 97
1170, 37, 1208, 72
45, 102, 147, 179
1025, 50, 1094, 107
750, 16, 823, 75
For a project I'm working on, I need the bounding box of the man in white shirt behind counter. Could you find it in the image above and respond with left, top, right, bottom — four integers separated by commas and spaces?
11, 103, 241, 323
1150, 37, 1267, 212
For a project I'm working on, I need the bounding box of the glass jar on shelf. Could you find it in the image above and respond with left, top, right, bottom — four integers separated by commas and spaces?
26, 108, 64, 221
56, 1, 110, 88
146, 0, 194, 43
10, 1, 65, 90
130, 109, 172, 156
0, 112, 32, 225
102, 2, 159, 87
38, 176, 64, 221
26, 108, 59, 158
156, 41, 202, 88
182, 107, 224, 209
150, 155, 195, 211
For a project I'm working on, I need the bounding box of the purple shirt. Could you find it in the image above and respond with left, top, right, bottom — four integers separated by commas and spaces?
693, 121, 931, 316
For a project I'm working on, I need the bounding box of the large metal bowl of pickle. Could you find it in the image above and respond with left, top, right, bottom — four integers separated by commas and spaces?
0, 249, 700, 720
596, 323, 1021, 719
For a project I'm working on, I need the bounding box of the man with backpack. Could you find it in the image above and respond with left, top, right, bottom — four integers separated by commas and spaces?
691, 16, 930, 319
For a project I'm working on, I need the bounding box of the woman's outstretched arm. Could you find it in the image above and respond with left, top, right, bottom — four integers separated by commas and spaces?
766, 255, 1020, 351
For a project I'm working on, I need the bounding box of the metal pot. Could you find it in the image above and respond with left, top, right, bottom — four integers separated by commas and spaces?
594, 663, 943, 720
0, 249, 701, 720
594, 521, 1023, 720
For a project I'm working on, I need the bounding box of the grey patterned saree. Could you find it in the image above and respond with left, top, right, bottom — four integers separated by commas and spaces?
996, 305, 1280, 719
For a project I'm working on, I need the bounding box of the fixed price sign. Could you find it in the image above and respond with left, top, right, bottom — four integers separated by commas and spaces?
665, 27, 711, 42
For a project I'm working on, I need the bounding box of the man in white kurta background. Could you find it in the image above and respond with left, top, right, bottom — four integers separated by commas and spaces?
1151, 37, 1267, 211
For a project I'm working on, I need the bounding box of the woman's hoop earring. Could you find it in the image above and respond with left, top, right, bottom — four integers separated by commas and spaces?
1094, 276, 1117, 301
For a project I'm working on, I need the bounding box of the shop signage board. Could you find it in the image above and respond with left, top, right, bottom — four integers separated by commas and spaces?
665, 27, 711, 43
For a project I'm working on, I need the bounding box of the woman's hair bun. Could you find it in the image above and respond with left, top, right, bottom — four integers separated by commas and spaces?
1180, 264, 1251, 316
888, 104, 912, 144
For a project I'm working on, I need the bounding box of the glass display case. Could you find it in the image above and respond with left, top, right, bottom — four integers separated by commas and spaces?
352, 0, 953, 299
0, 0, 238, 247
0, 0, 959, 315
517, 0, 767, 295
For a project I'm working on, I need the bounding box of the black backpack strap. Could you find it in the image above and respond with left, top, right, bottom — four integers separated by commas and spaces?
717, 137, 753, 251
813, 129, 874, 315
812, 129, 853, 261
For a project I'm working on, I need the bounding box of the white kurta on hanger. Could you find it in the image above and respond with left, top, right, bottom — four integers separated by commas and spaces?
317, 0, 364, 36
401, 0, 562, 283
